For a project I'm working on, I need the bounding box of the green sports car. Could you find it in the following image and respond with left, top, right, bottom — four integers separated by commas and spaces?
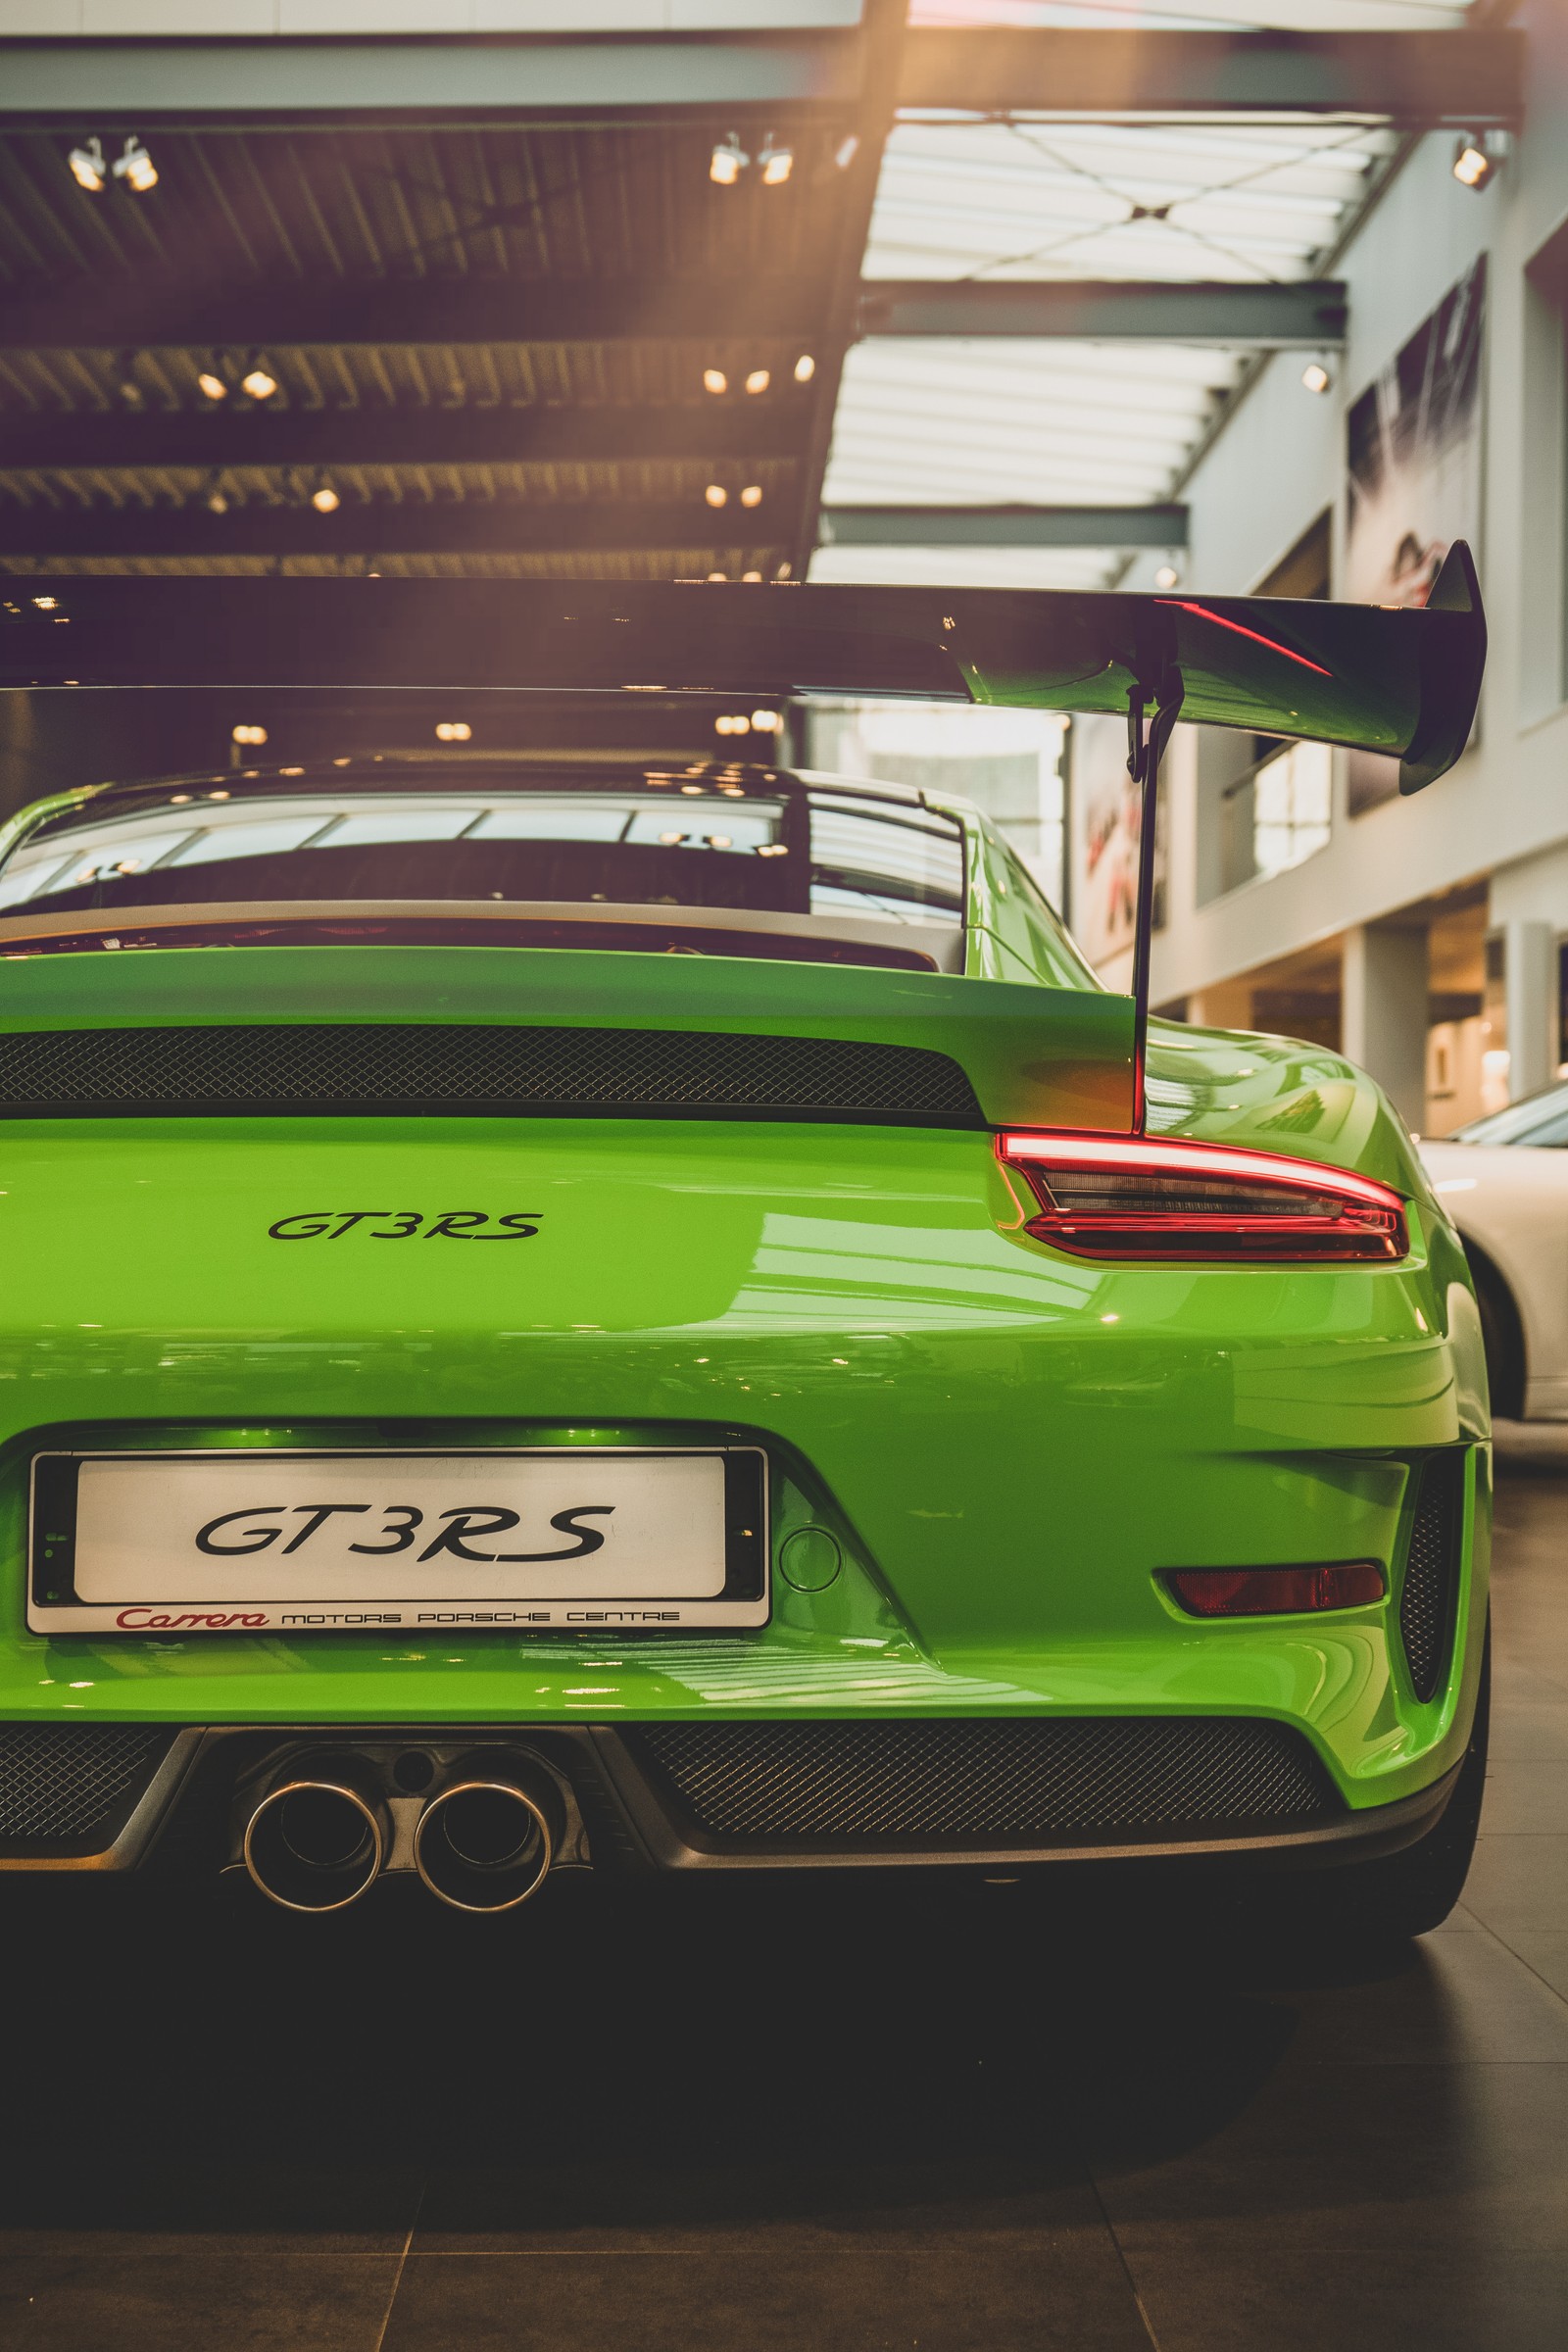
0, 568, 1490, 1935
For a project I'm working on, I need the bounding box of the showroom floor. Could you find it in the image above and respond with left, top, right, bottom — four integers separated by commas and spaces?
2, 1468, 1565, 2352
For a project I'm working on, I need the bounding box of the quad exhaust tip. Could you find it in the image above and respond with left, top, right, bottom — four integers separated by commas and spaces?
243, 1766, 387, 1913
414, 1764, 557, 1913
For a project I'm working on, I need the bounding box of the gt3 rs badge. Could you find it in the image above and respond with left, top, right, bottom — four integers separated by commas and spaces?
269, 1211, 541, 1239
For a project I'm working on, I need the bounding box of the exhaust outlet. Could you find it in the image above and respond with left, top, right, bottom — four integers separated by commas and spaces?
414, 1759, 557, 1913
243, 1764, 387, 1913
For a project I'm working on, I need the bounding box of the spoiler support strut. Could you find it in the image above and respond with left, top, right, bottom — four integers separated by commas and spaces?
1127, 662, 1185, 1137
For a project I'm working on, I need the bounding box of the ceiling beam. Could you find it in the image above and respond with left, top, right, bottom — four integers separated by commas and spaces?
897, 26, 1524, 127
0, 28, 865, 127
0, 404, 810, 472
0, 501, 779, 562
858, 279, 1348, 349
0, 277, 829, 356
0, 277, 1344, 358
820, 504, 1187, 551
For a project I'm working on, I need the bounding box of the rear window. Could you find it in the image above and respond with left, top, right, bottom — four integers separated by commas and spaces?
0, 767, 965, 941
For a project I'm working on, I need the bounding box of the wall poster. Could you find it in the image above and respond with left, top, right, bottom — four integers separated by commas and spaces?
1068, 711, 1164, 975
1344, 253, 1486, 815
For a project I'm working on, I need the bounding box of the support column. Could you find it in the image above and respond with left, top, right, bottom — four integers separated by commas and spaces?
1501, 918, 1557, 1101
1342, 922, 1430, 1130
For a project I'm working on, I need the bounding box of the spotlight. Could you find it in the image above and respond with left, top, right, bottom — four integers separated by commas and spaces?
793, 354, 815, 384
710, 134, 748, 187
1153, 564, 1180, 591
1301, 361, 1332, 396
435, 721, 472, 743
67, 138, 107, 194
705, 484, 729, 509
113, 136, 158, 194
1452, 132, 1502, 191
311, 483, 341, 514
197, 363, 228, 403
744, 368, 770, 396
751, 710, 783, 732
707, 570, 729, 581
204, 482, 230, 516
742, 570, 762, 583
740, 484, 762, 509
834, 133, 860, 172
115, 358, 144, 410
31, 596, 58, 611
240, 358, 279, 402
230, 724, 268, 747
715, 713, 752, 735
703, 368, 729, 395
758, 137, 794, 187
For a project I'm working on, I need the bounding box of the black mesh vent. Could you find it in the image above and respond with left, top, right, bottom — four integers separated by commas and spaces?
0, 1725, 175, 1849
635, 1717, 1338, 1847
0, 1025, 981, 1126
1400, 1453, 1465, 1704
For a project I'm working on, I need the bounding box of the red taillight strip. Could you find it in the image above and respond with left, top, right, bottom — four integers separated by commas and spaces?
996, 1131, 1409, 1263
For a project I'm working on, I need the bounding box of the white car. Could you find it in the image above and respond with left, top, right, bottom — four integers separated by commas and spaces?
1421, 1087, 1568, 1420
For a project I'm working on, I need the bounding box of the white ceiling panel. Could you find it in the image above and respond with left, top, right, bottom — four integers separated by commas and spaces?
816, 0, 1453, 585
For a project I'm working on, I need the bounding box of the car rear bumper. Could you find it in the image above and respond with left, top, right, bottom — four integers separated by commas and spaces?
0, 1717, 1467, 1882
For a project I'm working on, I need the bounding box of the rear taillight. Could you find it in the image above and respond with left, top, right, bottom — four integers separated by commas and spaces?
998, 1132, 1407, 1263
1164, 1562, 1387, 1617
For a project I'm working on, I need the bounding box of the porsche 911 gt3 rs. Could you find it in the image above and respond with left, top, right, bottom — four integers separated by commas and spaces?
0, 568, 1491, 1936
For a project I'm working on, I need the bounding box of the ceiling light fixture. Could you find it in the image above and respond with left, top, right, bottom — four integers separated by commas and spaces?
230, 724, 268, 747
204, 478, 230, 515
834, 133, 860, 172
705, 484, 729, 508
113, 136, 158, 194
1153, 564, 1180, 591
115, 355, 144, 410
793, 354, 815, 384
740, 484, 762, 508
703, 368, 729, 395
758, 136, 793, 187
751, 710, 782, 732
1452, 136, 1492, 188
311, 482, 341, 514
710, 134, 748, 186
240, 357, 279, 402
1452, 130, 1509, 192
1301, 361, 1332, 396
742, 570, 762, 583
68, 138, 107, 194
744, 368, 770, 396
197, 366, 228, 403
435, 721, 472, 743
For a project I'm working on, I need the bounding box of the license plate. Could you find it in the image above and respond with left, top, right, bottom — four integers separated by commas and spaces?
28, 1447, 768, 1634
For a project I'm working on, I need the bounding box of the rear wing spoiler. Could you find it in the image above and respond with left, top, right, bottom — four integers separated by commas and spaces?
0, 551, 1486, 1134
0, 553, 1484, 796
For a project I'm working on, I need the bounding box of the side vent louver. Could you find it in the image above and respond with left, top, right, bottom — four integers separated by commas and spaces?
1399, 1453, 1465, 1704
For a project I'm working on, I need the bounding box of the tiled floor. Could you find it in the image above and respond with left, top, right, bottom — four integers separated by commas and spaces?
4, 1472, 1567, 2350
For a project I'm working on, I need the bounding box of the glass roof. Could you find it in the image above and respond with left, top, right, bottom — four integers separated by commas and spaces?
814, 0, 1472, 591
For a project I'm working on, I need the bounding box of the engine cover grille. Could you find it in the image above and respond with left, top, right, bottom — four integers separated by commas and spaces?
0, 1024, 981, 1126
1400, 1453, 1465, 1705
0, 1725, 175, 1851
634, 1717, 1339, 1848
